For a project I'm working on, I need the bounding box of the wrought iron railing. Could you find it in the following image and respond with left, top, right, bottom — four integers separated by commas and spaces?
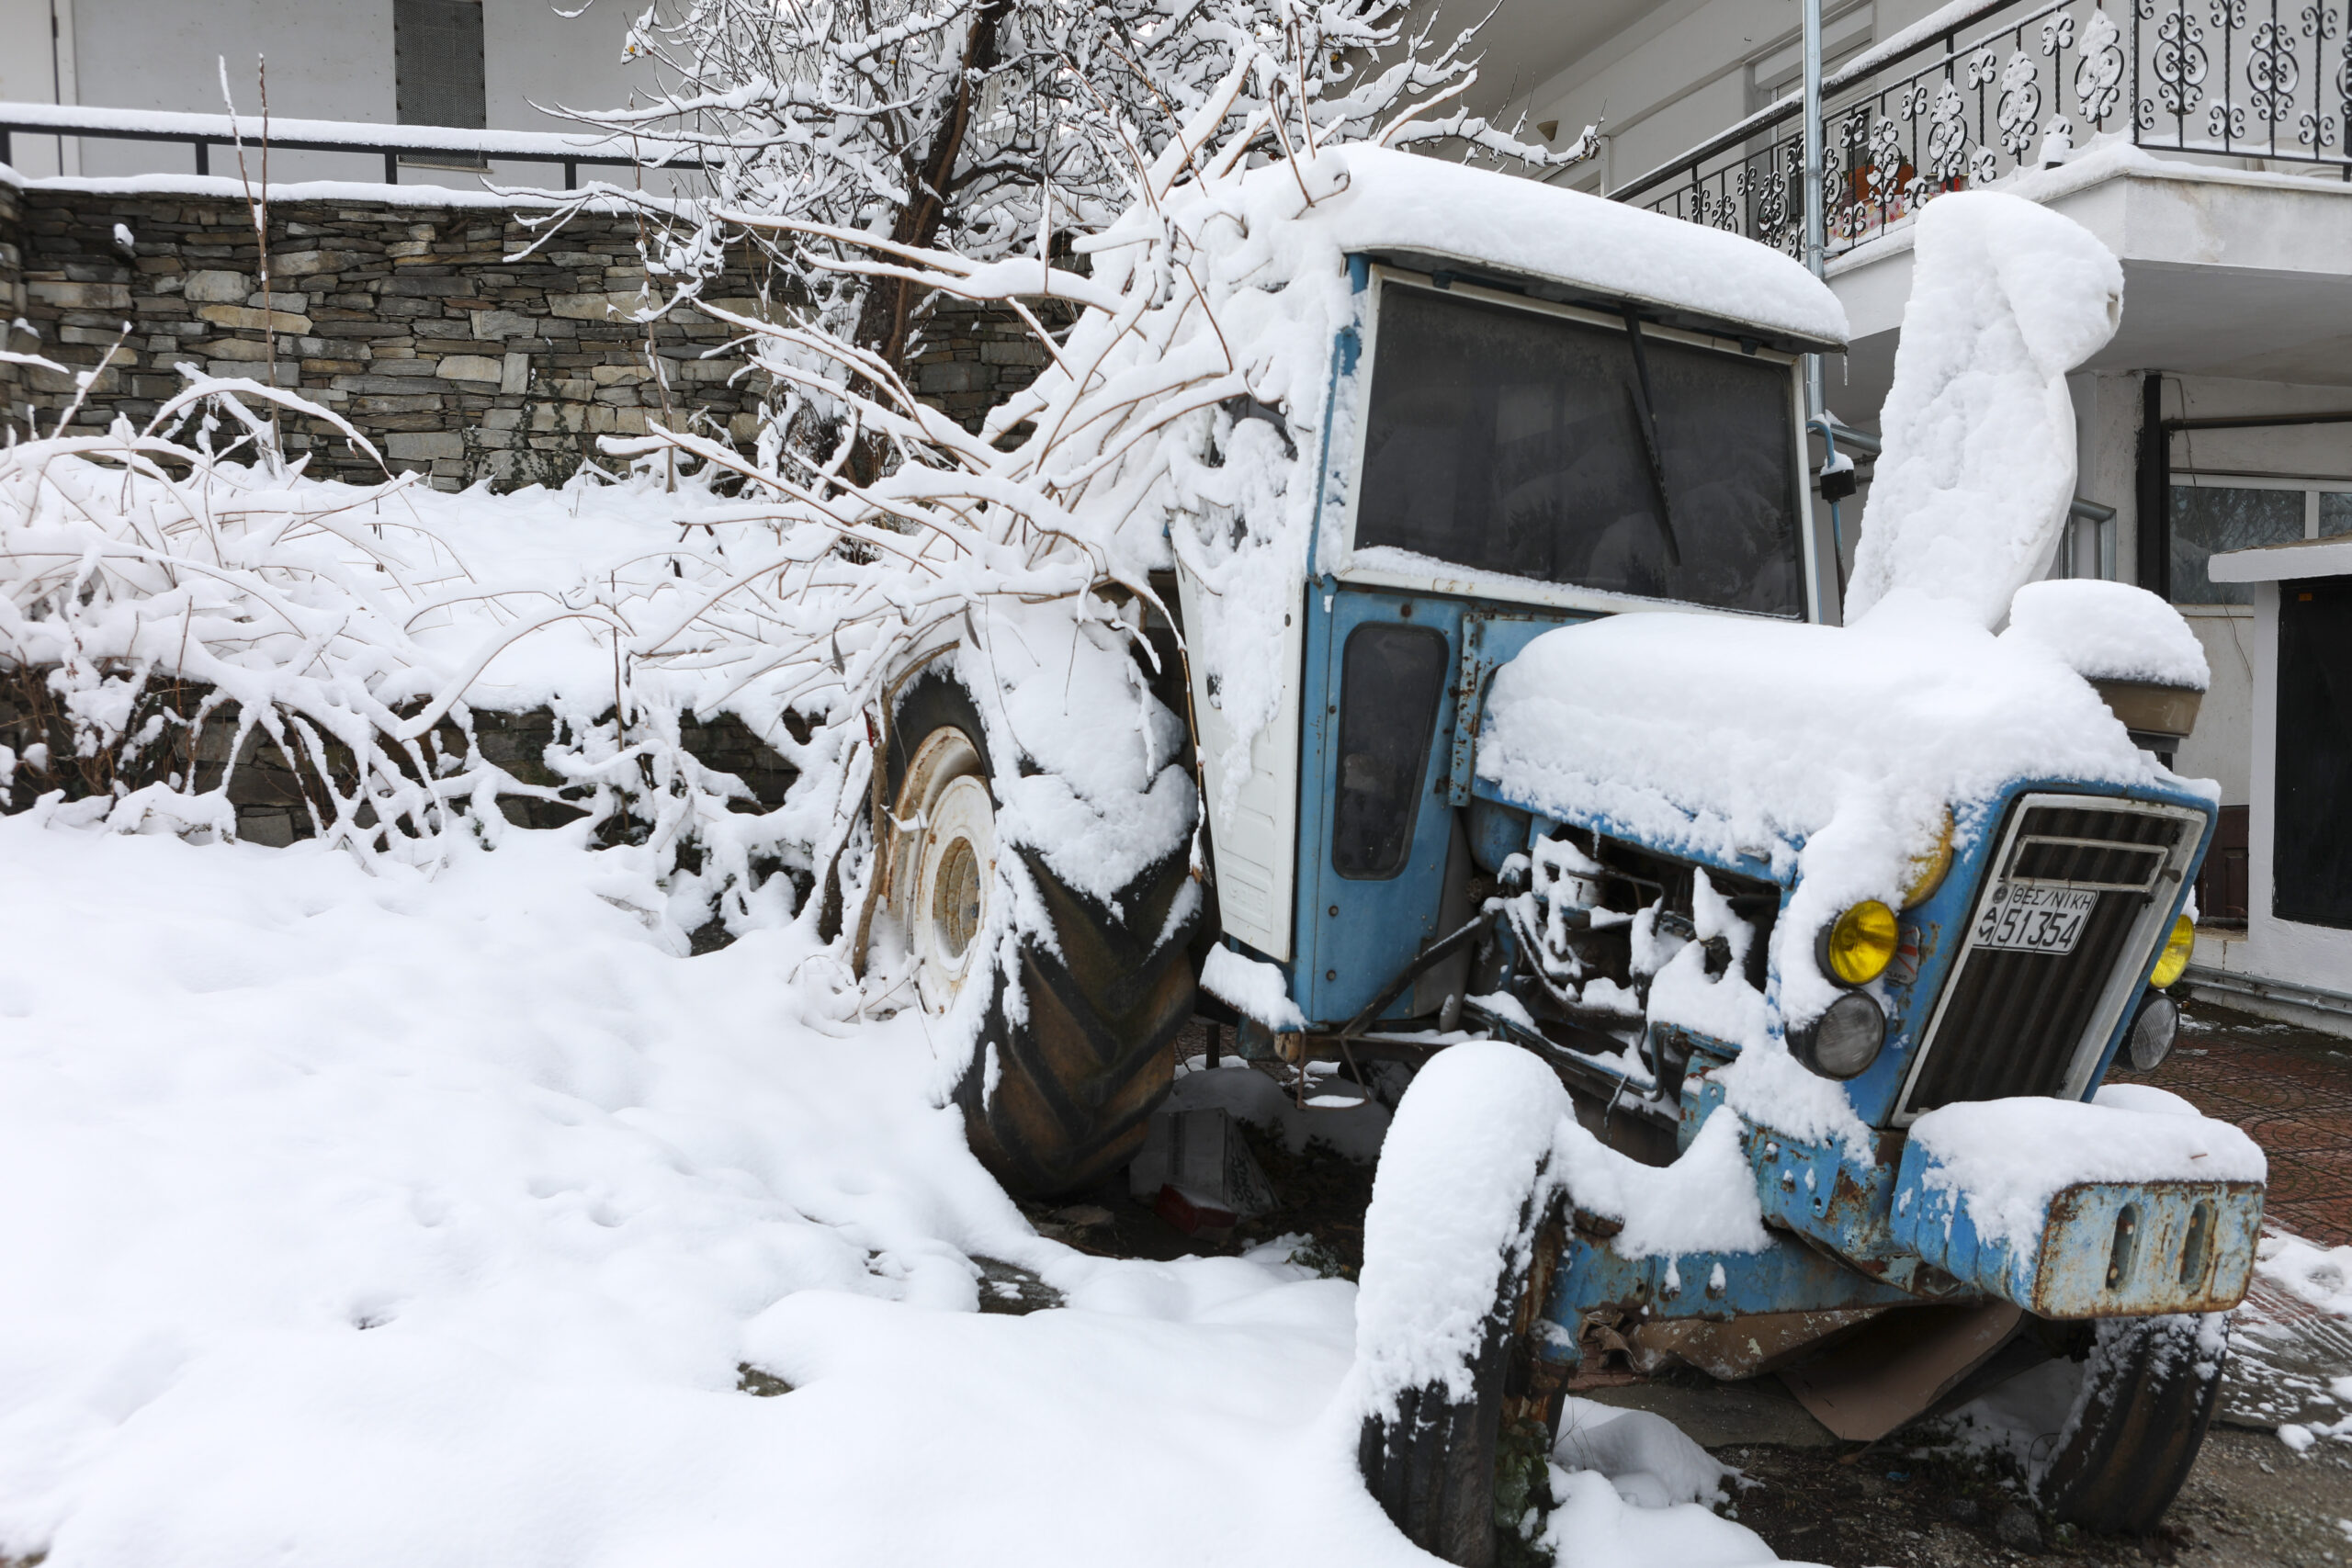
1614, 0, 2351, 260
0, 102, 707, 190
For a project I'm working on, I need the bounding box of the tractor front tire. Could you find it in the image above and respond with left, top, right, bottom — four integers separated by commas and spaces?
1355, 1047, 1571, 1567
884, 666, 1198, 1199
2032, 1311, 2229, 1534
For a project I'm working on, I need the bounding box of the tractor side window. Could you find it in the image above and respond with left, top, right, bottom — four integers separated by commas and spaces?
1332, 622, 1449, 879
1355, 285, 1804, 616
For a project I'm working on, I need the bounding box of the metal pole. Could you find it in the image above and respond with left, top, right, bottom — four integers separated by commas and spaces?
1801, 0, 1845, 606
1802, 0, 1826, 420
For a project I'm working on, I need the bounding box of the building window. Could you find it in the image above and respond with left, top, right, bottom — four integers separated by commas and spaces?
2167, 477, 2352, 605
395, 0, 487, 167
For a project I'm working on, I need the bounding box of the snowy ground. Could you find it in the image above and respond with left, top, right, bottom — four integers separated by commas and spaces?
0, 815, 1798, 1568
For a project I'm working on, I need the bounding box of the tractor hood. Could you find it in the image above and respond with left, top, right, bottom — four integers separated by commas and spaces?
1476, 591, 2201, 904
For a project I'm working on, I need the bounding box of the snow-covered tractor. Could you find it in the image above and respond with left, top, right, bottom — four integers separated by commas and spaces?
855, 136, 2259, 1562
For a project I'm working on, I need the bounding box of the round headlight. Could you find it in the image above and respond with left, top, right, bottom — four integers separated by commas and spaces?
2149, 913, 2195, 989
1821, 900, 1900, 987
1794, 992, 1886, 1079
1901, 812, 1955, 908
2127, 993, 2180, 1072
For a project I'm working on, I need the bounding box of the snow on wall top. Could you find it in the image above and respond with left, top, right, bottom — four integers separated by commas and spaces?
1477, 591, 2178, 1025
1306, 145, 1849, 347
2004, 580, 2210, 689
1845, 192, 2122, 629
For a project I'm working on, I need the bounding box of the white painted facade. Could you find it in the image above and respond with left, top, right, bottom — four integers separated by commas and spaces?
0, 0, 651, 188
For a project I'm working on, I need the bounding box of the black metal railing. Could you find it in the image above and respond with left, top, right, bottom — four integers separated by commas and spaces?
1615, 0, 2351, 261
0, 103, 707, 191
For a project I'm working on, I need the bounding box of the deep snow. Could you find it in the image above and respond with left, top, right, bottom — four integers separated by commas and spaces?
0, 815, 1824, 1567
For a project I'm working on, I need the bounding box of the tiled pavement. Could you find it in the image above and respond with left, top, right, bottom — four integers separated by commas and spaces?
2125, 998, 2352, 1248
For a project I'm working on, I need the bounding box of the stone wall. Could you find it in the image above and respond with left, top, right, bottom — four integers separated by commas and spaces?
2, 186, 768, 487
0, 182, 1061, 486
0, 178, 27, 422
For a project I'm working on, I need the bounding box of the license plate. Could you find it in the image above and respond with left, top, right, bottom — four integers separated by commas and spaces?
1973, 885, 2099, 954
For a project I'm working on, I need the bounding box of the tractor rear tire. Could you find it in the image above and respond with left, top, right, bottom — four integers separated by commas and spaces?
884, 665, 1199, 1199
2032, 1311, 2229, 1534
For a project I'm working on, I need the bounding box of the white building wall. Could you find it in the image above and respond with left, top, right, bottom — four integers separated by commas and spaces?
0, 0, 79, 175
8, 0, 655, 191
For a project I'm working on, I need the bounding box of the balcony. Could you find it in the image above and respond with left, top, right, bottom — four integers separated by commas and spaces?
1614, 0, 2352, 263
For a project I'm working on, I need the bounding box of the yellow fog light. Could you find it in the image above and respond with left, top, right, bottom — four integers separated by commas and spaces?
1901, 812, 1955, 908
1821, 900, 1900, 987
2150, 914, 2195, 989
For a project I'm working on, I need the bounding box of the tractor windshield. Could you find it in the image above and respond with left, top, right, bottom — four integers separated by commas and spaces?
1355, 281, 1805, 616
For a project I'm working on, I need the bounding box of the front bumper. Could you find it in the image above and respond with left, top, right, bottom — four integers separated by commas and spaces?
1890, 1141, 2262, 1317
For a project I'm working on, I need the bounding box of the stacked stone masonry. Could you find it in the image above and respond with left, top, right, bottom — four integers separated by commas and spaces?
3, 186, 772, 488
1, 183, 1057, 486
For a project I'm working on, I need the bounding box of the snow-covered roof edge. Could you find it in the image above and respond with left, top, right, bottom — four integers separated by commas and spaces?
1312, 146, 1848, 348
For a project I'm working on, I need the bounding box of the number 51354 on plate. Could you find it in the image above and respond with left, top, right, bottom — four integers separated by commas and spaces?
1973, 885, 2099, 954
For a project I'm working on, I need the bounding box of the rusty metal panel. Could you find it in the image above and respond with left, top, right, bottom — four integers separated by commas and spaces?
1892, 1134, 2263, 1318
2029, 1179, 2265, 1317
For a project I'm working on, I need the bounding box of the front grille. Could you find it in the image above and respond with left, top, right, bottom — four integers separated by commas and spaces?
1899, 800, 2195, 1120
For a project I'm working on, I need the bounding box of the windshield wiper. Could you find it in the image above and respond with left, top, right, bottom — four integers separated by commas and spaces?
1620, 308, 1683, 570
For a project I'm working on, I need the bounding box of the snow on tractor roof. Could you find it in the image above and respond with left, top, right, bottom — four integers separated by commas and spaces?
1304, 145, 1849, 349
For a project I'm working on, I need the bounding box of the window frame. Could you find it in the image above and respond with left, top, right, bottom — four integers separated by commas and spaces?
2166, 470, 2352, 608
1329, 265, 1823, 624
394, 0, 490, 170
1328, 618, 1452, 881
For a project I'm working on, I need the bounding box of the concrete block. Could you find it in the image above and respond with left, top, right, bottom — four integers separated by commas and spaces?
197, 303, 313, 333
435, 355, 505, 383
268, 249, 342, 276
28, 279, 131, 310
182, 270, 251, 302
208, 360, 300, 387
917, 360, 989, 394
548, 291, 629, 321
387, 432, 464, 460
470, 309, 537, 340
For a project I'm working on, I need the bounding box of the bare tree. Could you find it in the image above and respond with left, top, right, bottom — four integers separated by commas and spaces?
554, 0, 1587, 393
